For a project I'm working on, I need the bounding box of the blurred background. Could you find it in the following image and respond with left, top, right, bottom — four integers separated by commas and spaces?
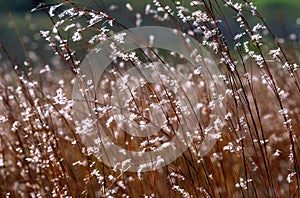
0, 0, 299, 64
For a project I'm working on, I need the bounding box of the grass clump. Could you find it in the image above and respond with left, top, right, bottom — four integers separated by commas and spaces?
0, 0, 300, 197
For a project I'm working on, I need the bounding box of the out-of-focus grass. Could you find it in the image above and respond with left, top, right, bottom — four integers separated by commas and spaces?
0, 12, 52, 64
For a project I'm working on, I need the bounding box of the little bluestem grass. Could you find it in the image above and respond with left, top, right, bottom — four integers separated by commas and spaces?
0, 0, 300, 197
